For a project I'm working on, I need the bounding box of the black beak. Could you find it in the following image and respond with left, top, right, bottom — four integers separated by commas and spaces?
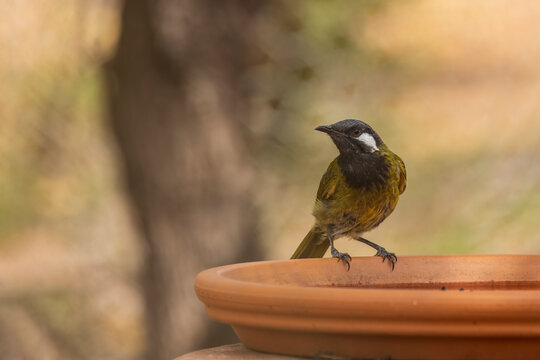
315, 125, 333, 134
316, 125, 346, 138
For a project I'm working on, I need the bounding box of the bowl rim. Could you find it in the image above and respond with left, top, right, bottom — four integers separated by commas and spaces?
195, 255, 540, 337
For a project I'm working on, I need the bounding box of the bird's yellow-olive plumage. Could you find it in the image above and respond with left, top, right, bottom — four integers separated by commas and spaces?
291, 119, 406, 269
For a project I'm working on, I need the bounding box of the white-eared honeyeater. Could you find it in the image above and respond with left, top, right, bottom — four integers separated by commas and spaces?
291, 119, 406, 270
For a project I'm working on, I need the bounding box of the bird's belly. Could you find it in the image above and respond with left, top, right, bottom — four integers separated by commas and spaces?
314, 191, 398, 237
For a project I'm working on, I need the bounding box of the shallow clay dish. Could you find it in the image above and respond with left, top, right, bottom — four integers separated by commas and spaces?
195, 255, 540, 360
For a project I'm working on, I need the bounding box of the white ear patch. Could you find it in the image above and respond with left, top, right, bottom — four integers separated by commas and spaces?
356, 133, 378, 152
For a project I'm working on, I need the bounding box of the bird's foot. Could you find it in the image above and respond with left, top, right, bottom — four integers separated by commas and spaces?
330, 247, 352, 271
374, 247, 397, 271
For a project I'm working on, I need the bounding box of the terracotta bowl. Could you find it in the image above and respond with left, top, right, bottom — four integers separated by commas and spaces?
195, 255, 540, 360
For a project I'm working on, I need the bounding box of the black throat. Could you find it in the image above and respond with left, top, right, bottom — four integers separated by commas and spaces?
337, 152, 390, 190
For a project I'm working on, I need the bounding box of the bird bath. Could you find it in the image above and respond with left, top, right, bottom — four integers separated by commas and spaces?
195, 255, 540, 360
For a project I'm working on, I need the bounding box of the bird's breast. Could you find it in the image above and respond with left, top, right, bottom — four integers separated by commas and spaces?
313, 151, 404, 237
314, 184, 399, 236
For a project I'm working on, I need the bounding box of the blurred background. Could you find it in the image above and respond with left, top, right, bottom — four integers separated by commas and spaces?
2, 0, 540, 359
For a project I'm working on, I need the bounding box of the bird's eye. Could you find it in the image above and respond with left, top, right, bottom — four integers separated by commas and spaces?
352, 129, 361, 137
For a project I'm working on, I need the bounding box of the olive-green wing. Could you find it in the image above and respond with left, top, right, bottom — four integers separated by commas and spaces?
316, 158, 340, 201
397, 155, 407, 194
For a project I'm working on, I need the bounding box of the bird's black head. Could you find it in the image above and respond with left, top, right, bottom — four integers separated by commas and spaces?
316, 119, 391, 189
315, 119, 383, 156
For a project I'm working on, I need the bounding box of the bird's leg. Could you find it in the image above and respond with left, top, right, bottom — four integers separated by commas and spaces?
354, 237, 397, 270
328, 235, 352, 271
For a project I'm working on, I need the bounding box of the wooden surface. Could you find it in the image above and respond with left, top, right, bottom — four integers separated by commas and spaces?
175, 344, 303, 359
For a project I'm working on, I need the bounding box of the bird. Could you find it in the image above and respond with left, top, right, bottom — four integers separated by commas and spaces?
291, 119, 406, 270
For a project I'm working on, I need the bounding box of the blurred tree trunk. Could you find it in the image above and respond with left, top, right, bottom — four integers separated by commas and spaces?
106, 0, 265, 359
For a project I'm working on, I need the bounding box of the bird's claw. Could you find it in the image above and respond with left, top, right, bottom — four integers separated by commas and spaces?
331, 248, 352, 271
375, 247, 397, 271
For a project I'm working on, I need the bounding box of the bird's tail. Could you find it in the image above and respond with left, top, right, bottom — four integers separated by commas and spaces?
291, 227, 329, 259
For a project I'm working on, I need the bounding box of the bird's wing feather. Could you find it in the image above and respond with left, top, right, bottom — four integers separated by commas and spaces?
316, 159, 340, 200
397, 156, 407, 194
